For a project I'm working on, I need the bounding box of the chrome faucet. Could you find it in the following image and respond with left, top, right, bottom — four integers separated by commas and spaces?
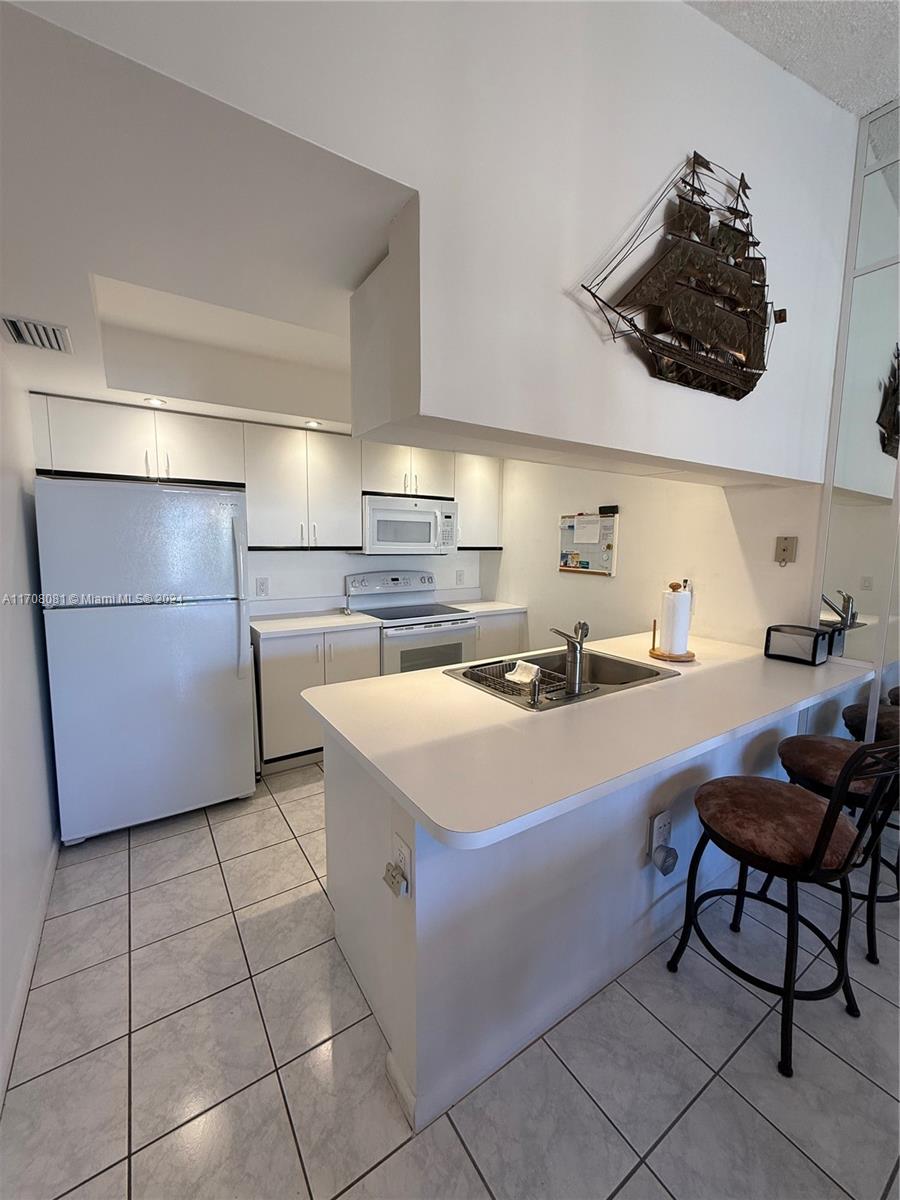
822, 590, 857, 629
550, 621, 590, 695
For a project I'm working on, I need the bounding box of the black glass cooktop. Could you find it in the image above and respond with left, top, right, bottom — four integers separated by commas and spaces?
358, 603, 467, 623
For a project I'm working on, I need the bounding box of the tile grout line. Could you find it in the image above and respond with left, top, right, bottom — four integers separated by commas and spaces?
539, 912, 870, 1200
329, 1133, 416, 1200
880, 1157, 899, 1200
51, 1157, 129, 1200
446, 1110, 498, 1200
202, 806, 316, 1200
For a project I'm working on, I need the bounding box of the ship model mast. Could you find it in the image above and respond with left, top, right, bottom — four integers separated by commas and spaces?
583, 152, 785, 400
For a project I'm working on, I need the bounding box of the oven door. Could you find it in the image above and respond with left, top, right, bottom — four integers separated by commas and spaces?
363, 496, 441, 555
381, 620, 478, 675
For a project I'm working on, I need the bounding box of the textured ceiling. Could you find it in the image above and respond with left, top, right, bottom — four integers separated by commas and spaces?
689, 1, 899, 115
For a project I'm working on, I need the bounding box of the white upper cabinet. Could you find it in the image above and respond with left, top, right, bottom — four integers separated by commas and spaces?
455, 454, 502, 547
47, 396, 158, 479
361, 442, 455, 497
306, 432, 362, 548
361, 442, 411, 494
410, 447, 454, 497
30, 395, 52, 470
155, 411, 245, 484
244, 423, 308, 547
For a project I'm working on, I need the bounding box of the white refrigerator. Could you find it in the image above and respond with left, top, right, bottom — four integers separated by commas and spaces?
36, 477, 256, 843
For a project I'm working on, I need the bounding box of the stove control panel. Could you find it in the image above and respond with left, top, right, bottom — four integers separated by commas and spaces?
346, 571, 436, 595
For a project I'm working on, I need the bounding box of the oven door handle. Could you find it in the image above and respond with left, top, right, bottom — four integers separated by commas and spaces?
382, 620, 479, 639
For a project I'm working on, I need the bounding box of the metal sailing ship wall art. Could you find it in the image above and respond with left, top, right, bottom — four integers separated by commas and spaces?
583, 152, 787, 401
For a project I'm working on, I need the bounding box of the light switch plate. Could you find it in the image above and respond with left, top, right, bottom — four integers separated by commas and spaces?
255, 576, 270, 598
456, 569, 465, 585
861, 575, 874, 592
774, 536, 798, 565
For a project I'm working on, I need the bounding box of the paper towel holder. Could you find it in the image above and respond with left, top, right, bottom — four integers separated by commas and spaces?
649, 583, 696, 662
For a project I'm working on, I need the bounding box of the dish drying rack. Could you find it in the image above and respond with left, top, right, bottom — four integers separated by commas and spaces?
461, 660, 569, 704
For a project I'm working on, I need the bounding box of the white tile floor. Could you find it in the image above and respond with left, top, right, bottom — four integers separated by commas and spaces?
1, 766, 898, 1200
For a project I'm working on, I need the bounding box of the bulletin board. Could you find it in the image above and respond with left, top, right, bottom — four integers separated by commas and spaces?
558, 506, 619, 576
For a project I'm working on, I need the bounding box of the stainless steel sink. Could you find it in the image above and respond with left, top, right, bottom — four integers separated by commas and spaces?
445, 648, 679, 711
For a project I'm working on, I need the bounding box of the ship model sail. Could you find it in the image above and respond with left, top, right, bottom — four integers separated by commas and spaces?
583, 152, 784, 401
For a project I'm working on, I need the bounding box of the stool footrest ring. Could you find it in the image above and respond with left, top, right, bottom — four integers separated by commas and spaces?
691, 887, 845, 1001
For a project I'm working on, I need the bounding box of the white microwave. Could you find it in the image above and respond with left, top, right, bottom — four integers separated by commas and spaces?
362, 494, 458, 555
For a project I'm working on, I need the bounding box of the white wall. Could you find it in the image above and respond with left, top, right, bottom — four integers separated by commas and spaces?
101, 324, 351, 422
823, 491, 900, 663
247, 550, 481, 617
493, 459, 822, 649
0, 367, 58, 1090
30, 2, 858, 482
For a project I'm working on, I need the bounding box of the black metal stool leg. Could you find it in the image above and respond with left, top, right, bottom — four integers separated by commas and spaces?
730, 862, 749, 932
778, 880, 800, 1078
838, 875, 860, 1018
757, 872, 774, 899
667, 832, 709, 973
866, 842, 882, 964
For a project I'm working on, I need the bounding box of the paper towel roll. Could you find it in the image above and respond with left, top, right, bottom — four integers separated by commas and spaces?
660, 589, 691, 655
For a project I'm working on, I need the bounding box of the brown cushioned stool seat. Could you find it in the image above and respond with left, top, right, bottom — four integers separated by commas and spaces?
695, 776, 859, 869
843, 702, 900, 742
778, 735, 874, 796
889, 686, 899, 707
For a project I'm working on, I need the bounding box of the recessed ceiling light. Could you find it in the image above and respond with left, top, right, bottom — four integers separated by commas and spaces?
144, 396, 167, 407
305, 419, 322, 428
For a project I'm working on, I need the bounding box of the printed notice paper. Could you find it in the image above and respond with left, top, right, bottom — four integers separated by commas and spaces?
573, 515, 602, 544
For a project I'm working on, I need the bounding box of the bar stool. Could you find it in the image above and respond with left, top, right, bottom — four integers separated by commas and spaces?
888, 686, 898, 707
668, 742, 898, 1078
842, 701, 899, 742
778, 733, 899, 963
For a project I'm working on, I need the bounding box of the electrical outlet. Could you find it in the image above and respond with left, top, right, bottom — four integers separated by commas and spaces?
455, 569, 465, 586
648, 810, 672, 858
255, 576, 269, 598
774, 536, 798, 566
861, 575, 874, 592
392, 832, 412, 894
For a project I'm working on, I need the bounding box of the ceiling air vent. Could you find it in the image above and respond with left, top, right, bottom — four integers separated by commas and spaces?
2, 316, 73, 354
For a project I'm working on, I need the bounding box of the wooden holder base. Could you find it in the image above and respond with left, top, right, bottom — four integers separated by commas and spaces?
649, 647, 696, 663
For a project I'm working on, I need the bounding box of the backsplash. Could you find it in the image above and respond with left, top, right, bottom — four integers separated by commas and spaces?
247, 549, 482, 616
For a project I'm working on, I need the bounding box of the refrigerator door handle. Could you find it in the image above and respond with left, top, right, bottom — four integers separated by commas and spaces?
232, 516, 250, 679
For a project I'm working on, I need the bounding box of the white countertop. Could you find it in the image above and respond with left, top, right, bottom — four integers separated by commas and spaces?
457, 601, 527, 615
303, 633, 874, 849
250, 600, 527, 637
250, 611, 382, 637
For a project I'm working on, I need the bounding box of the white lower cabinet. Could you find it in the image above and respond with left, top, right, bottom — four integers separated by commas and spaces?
255, 625, 381, 760
324, 627, 381, 683
257, 632, 325, 761
474, 612, 526, 660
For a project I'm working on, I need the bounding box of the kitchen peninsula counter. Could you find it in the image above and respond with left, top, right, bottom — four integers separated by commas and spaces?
304, 633, 872, 847
302, 634, 872, 1131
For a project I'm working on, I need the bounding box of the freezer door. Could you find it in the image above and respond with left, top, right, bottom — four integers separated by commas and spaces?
35, 477, 247, 602
44, 602, 255, 840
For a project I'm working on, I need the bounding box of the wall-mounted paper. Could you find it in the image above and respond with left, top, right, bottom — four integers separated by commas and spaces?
574, 515, 601, 544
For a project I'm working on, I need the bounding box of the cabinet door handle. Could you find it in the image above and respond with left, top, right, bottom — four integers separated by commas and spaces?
165, 451, 171, 478
403, 472, 408, 494
312, 521, 318, 545
415, 473, 419, 493
300, 522, 305, 546
328, 641, 334, 662
144, 449, 151, 478
315, 641, 321, 663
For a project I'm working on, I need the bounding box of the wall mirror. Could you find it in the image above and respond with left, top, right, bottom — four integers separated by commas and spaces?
816, 100, 899, 741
